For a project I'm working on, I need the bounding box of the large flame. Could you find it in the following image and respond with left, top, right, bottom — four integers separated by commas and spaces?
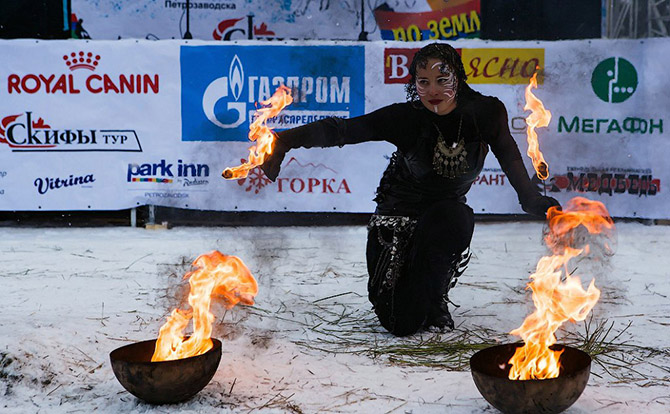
152, 251, 258, 362
524, 72, 551, 180
222, 85, 293, 179
508, 197, 614, 380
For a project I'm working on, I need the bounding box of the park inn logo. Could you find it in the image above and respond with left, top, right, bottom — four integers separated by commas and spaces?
591, 57, 638, 103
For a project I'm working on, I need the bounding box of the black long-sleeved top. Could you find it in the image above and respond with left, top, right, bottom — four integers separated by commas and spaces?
276, 88, 539, 217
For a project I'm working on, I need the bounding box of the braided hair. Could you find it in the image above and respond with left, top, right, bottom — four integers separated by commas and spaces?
405, 42, 468, 104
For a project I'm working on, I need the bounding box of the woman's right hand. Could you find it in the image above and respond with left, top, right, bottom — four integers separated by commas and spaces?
260, 139, 289, 182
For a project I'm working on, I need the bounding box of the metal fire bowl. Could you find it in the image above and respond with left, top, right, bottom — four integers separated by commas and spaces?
470, 343, 591, 414
109, 338, 222, 404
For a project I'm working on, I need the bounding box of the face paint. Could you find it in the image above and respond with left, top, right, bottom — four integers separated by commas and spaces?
416, 82, 428, 97
438, 69, 458, 102
415, 58, 460, 115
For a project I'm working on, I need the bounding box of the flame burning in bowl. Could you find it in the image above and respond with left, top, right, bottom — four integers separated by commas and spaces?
507, 197, 615, 380
222, 85, 293, 180
152, 251, 258, 362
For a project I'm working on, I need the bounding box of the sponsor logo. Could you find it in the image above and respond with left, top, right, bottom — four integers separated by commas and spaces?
384, 48, 543, 85
0, 112, 142, 152
473, 168, 507, 186
213, 15, 280, 40
34, 173, 95, 195
7, 50, 160, 95
557, 115, 663, 135
534, 167, 660, 196
374, 0, 481, 41
180, 45, 364, 141
127, 159, 210, 185
591, 57, 638, 103
236, 157, 351, 195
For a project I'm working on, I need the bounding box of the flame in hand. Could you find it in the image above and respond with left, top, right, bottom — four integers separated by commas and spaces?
524, 72, 551, 180
152, 251, 258, 362
222, 85, 293, 180
507, 197, 614, 380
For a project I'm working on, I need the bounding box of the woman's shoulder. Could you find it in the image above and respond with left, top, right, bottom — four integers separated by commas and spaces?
461, 89, 506, 118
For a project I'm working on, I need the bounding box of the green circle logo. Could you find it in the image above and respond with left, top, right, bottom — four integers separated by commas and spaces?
591, 57, 638, 103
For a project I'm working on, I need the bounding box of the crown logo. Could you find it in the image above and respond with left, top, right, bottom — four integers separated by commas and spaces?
63, 51, 101, 71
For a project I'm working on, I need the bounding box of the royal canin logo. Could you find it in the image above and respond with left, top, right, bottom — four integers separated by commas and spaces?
64, 51, 101, 71
7, 50, 159, 95
0, 112, 142, 152
237, 157, 351, 195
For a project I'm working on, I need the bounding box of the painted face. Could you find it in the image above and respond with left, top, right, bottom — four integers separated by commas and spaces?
415, 58, 458, 115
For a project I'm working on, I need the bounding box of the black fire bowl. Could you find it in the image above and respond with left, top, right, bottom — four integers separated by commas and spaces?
470, 343, 591, 414
110, 338, 222, 404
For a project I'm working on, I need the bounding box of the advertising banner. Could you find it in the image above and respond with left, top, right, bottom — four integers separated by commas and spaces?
0, 38, 668, 218
374, 0, 481, 42
70, 0, 473, 42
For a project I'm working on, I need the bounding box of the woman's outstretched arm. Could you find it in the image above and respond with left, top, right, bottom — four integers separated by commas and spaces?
486, 98, 561, 217
261, 103, 410, 181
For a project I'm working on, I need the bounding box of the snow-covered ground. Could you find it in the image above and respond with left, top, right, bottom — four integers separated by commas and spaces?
1, 221, 669, 413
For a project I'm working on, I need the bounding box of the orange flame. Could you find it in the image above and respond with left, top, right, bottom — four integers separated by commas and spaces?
222, 85, 293, 179
524, 72, 551, 180
508, 197, 614, 380
151, 251, 258, 362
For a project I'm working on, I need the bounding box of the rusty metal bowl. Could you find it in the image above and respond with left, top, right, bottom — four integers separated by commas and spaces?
470, 343, 591, 414
109, 338, 222, 404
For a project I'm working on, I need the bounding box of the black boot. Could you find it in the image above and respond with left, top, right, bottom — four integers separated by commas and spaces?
424, 248, 471, 332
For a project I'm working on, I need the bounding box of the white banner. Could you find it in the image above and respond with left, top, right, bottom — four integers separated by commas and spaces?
0, 38, 667, 218
70, 0, 479, 42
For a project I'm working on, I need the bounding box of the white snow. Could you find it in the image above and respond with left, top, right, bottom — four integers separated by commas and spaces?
1, 221, 669, 413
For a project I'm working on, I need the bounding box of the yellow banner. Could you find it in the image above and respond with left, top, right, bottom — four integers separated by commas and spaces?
461, 48, 545, 84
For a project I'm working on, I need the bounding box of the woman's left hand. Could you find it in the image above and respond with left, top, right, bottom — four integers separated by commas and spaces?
521, 194, 561, 218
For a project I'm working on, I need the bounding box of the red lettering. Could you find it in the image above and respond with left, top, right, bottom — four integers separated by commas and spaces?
119, 75, 134, 93
290, 178, 305, 193
103, 74, 120, 94
87, 74, 103, 93
308, 178, 320, 193
7, 74, 20, 93
38, 74, 55, 93
521, 58, 540, 78
498, 58, 519, 78
52, 75, 67, 94
467, 57, 481, 78
21, 74, 40, 93
68, 74, 80, 94
144, 74, 159, 94
483, 57, 499, 78
322, 179, 335, 193
276, 178, 289, 192
336, 179, 351, 194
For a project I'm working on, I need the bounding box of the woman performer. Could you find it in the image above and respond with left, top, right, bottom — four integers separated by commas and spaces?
260, 42, 560, 336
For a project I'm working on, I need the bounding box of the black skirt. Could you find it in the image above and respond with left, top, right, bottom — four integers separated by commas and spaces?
366, 199, 475, 336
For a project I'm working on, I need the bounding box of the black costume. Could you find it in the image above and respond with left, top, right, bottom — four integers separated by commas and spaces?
262, 86, 557, 336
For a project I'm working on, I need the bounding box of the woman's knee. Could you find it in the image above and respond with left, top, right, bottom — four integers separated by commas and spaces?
376, 308, 425, 337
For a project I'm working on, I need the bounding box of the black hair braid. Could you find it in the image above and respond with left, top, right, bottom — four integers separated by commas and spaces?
405, 42, 468, 104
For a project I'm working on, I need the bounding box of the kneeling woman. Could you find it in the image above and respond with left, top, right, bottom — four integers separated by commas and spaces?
260, 43, 559, 336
